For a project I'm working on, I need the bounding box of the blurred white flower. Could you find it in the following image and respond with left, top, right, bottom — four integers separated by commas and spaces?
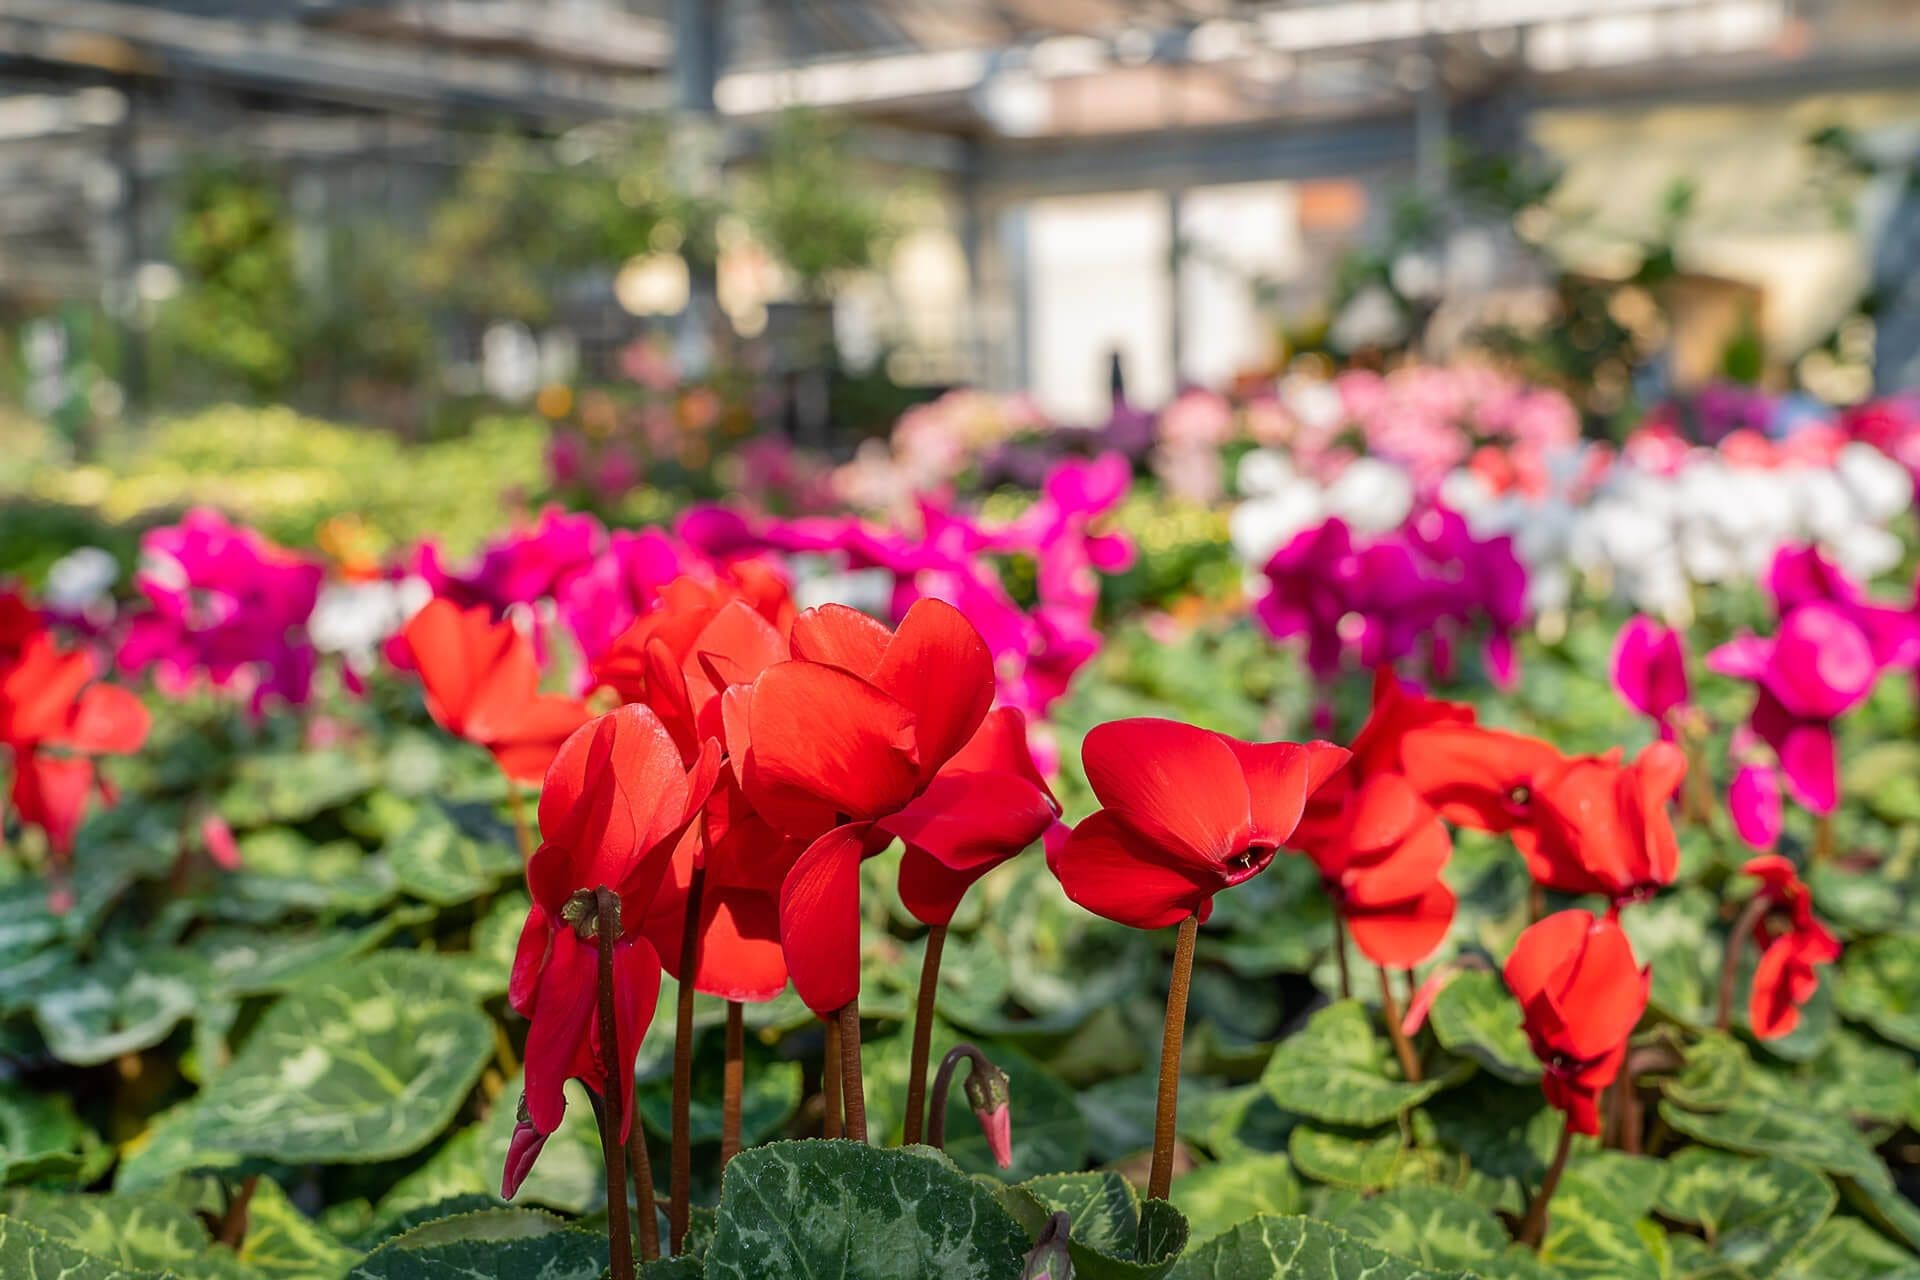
44, 547, 119, 611
310, 577, 429, 660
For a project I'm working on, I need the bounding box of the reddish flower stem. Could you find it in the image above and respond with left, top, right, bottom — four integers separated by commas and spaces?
1527, 882, 1546, 925
1813, 813, 1835, 865
821, 1016, 843, 1139
1517, 1118, 1574, 1249
1148, 914, 1199, 1202
1331, 910, 1352, 1001
902, 924, 947, 1145
926, 1043, 992, 1150
669, 862, 705, 1254
593, 889, 636, 1280
720, 1000, 744, 1168
1377, 966, 1422, 1083
625, 1116, 660, 1260
1715, 894, 1772, 1032
836, 999, 868, 1143
506, 784, 535, 862
215, 1175, 259, 1249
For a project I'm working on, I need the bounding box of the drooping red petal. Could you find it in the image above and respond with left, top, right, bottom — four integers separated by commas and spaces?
403, 599, 502, 735
745, 662, 920, 826
896, 846, 987, 928
11, 753, 94, 856
1347, 880, 1455, 969
1046, 808, 1221, 930
871, 598, 995, 778
508, 906, 555, 1018
522, 929, 598, 1134
779, 822, 870, 1015
1081, 718, 1251, 868
1545, 920, 1647, 1062
1503, 909, 1595, 1006
944, 707, 1059, 813
787, 603, 891, 679
605, 935, 663, 1140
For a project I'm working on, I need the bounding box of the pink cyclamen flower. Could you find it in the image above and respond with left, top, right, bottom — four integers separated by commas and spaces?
117, 509, 323, 713
1709, 602, 1879, 815
1611, 615, 1690, 739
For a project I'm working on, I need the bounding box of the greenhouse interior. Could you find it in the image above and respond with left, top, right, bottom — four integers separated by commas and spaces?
2, 1, 1920, 1277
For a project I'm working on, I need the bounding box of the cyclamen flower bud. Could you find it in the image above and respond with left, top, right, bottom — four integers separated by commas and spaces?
501, 1094, 551, 1199
1021, 1210, 1074, 1280
961, 1060, 1013, 1170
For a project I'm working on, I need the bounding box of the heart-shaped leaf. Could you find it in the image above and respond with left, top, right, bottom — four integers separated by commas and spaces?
702, 1142, 1029, 1280
1168, 1213, 1479, 1279
1427, 971, 1538, 1083
1171, 1154, 1301, 1245
1654, 1148, 1834, 1279
1005, 1171, 1189, 1279
1262, 1002, 1441, 1127
188, 955, 492, 1163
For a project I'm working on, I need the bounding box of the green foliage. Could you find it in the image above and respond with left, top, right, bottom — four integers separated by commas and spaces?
159, 162, 305, 397
702, 1142, 1029, 1279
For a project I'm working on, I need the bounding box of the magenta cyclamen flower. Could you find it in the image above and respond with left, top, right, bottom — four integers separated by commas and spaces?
117, 509, 323, 712
414, 507, 604, 620
1251, 511, 1528, 692
1612, 616, 1690, 739
1708, 545, 1920, 820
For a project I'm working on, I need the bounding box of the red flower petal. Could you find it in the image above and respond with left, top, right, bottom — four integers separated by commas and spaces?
877, 770, 1056, 873
60, 684, 150, 756
745, 661, 920, 826
535, 706, 694, 908
488, 694, 593, 786
522, 928, 598, 1134
1081, 718, 1250, 867
1347, 880, 1455, 969
1400, 725, 1561, 831
779, 822, 870, 1015
606, 935, 663, 1140
788, 603, 891, 678
9, 752, 93, 856
1503, 909, 1595, 1006
944, 707, 1059, 814
1223, 738, 1350, 849
1046, 809, 1219, 929
871, 598, 994, 779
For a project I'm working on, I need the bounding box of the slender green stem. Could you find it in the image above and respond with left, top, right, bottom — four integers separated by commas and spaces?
720, 1000, 744, 1168
1148, 915, 1199, 1201
837, 1000, 868, 1143
902, 925, 947, 1146
593, 889, 635, 1280
1518, 1119, 1574, 1249
669, 863, 705, 1254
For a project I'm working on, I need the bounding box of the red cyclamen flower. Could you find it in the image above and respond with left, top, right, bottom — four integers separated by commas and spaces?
1048, 717, 1348, 929
1504, 909, 1649, 1135
504, 706, 718, 1196
402, 598, 590, 785
1741, 855, 1841, 1040
1526, 743, 1686, 908
1399, 723, 1566, 858
0, 631, 150, 861
1288, 772, 1456, 969
728, 600, 1056, 1014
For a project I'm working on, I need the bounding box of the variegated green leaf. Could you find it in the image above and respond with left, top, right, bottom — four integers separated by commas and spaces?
1262, 1002, 1442, 1127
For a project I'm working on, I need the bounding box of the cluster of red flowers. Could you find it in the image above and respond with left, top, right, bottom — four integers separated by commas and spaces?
401, 565, 1059, 1198
0, 590, 150, 908
398, 562, 1844, 1181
